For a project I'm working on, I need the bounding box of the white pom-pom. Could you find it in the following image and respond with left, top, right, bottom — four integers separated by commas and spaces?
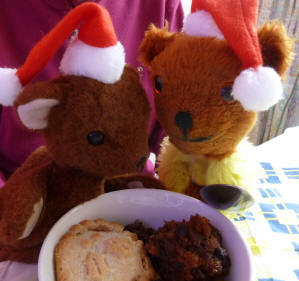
0, 68, 22, 106
183, 10, 224, 39
60, 39, 125, 84
232, 66, 283, 112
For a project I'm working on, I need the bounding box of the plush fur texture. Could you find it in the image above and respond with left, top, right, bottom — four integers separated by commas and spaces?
158, 137, 258, 193
258, 22, 295, 80
0, 65, 164, 263
139, 21, 294, 194
0, 68, 22, 106
184, 3, 285, 112
15, 67, 150, 176
141, 30, 256, 159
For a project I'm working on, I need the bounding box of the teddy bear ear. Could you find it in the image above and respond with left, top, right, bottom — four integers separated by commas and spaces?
14, 82, 60, 130
258, 21, 295, 80
139, 23, 176, 67
17, 99, 59, 130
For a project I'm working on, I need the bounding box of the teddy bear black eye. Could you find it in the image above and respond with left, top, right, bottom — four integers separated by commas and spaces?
221, 85, 234, 101
87, 131, 105, 146
154, 76, 163, 94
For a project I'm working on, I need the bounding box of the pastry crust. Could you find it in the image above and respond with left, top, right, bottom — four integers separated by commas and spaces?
55, 219, 157, 281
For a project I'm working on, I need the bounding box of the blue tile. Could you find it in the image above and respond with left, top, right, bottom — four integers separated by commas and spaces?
287, 176, 299, 179
264, 213, 277, 219
259, 162, 281, 184
260, 162, 274, 170
285, 203, 299, 213
266, 188, 276, 197
294, 269, 299, 279
259, 203, 275, 212
259, 188, 268, 198
266, 176, 281, 184
285, 171, 299, 175
292, 242, 299, 253
233, 216, 246, 221
282, 168, 299, 170
268, 220, 289, 234
276, 203, 284, 209
258, 278, 285, 281
289, 225, 299, 234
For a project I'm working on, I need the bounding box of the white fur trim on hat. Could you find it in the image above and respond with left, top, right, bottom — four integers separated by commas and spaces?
17, 98, 59, 130
0, 68, 22, 106
232, 66, 283, 112
183, 10, 224, 40
60, 39, 125, 84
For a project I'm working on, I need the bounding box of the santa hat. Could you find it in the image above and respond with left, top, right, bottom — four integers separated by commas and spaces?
183, 0, 283, 112
0, 2, 125, 106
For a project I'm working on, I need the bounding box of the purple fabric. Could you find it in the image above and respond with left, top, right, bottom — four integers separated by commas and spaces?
0, 0, 184, 182
0, 172, 4, 189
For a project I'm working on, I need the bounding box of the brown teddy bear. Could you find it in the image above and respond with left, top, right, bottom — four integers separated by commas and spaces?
0, 3, 163, 263
139, 0, 294, 197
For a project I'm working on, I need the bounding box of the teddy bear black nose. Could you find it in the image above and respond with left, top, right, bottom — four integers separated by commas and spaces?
87, 131, 105, 146
175, 111, 193, 131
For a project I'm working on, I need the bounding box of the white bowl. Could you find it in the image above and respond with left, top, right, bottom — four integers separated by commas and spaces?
38, 189, 253, 281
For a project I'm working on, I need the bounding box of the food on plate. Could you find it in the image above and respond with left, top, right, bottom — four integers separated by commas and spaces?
126, 215, 230, 281
54, 215, 230, 281
55, 219, 157, 281
124, 220, 155, 244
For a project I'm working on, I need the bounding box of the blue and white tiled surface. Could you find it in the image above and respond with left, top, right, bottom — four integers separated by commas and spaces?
229, 130, 299, 281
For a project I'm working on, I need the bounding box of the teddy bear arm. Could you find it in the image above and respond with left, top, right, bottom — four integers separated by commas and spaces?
0, 146, 53, 244
157, 138, 192, 193
158, 161, 191, 193
190, 158, 209, 186
103, 173, 165, 192
205, 150, 258, 193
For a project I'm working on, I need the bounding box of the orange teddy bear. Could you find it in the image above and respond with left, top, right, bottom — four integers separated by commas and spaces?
0, 3, 163, 263
140, 0, 294, 197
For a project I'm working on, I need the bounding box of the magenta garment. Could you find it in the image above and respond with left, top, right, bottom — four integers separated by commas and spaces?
0, 0, 184, 187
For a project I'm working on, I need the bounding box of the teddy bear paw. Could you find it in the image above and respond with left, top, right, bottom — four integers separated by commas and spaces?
17, 197, 44, 240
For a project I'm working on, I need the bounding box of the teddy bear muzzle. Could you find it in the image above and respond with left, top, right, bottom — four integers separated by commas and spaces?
174, 111, 213, 143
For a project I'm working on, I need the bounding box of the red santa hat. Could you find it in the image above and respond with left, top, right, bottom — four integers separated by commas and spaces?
0, 2, 125, 106
183, 0, 283, 112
